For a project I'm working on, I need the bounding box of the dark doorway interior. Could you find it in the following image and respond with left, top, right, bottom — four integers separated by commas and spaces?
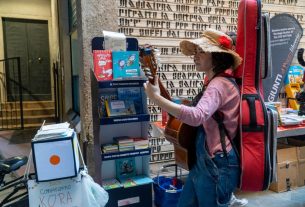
3, 18, 51, 101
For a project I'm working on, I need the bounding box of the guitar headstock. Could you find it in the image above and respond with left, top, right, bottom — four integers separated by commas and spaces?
139, 44, 160, 85
139, 44, 172, 101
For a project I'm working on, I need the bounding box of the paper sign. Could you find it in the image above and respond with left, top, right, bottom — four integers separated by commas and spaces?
103, 31, 126, 51
28, 175, 82, 207
263, 14, 303, 102
118, 196, 140, 206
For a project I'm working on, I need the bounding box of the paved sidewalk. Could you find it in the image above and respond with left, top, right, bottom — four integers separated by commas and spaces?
150, 162, 305, 207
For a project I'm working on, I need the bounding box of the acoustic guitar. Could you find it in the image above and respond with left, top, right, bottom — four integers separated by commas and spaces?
139, 45, 197, 170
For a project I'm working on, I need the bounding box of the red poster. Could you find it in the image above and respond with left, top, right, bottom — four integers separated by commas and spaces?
93, 50, 113, 81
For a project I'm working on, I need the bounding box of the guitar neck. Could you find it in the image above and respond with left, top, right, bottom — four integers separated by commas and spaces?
140, 47, 172, 102
155, 78, 173, 118
158, 78, 172, 101
142, 55, 172, 101
148, 75, 172, 101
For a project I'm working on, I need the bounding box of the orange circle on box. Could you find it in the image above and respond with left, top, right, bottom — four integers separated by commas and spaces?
50, 155, 60, 165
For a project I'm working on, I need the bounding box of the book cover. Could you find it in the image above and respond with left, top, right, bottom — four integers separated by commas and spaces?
120, 178, 137, 188
117, 87, 143, 114
101, 143, 119, 154
133, 137, 149, 150
115, 157, 136, 181
102, 178, 122, 190
105, 100, 136, 117
132, 175, 153, 186
113, 136, 134, 152
98, 90, 118, 118
112, 51, 140, 79
284, 65, 304, 85
93, 50, 113, 81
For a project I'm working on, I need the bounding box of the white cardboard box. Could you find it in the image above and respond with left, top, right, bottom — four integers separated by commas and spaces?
32, 132, 80, 182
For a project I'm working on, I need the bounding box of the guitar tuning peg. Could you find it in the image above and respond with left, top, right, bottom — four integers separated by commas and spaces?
154, 49, 161, 56
157, 58, 161, 66
143, 68, 150, 72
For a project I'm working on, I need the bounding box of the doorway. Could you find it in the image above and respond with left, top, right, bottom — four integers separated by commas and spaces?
3, 18, 51, 101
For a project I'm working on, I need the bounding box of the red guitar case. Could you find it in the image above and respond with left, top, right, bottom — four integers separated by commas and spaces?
235, 0, 272, 191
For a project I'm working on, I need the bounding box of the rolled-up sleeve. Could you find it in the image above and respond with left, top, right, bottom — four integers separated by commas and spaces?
177, 86, 222, 126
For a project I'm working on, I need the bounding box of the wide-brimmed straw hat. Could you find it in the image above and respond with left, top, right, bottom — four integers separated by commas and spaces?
180, 29, 242, 69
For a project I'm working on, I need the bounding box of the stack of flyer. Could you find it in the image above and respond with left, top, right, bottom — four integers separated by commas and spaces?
133, 137, 149, 150
113, 136, 134, 152
33, 122, 73, 140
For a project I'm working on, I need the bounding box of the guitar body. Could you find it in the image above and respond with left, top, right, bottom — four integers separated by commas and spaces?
164, 117, 197, 170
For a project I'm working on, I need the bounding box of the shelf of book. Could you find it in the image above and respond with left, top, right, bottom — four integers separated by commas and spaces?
102, 175, 153, 190
102, 148, 151, 161
100, 114, 150, 125
91, 37, 152, 207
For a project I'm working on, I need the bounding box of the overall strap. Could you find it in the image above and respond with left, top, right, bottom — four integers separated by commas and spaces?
212, 77, 240, 160
213, 112, 228, 159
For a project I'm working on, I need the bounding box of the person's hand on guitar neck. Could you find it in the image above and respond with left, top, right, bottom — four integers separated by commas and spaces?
144, 75, 181, 118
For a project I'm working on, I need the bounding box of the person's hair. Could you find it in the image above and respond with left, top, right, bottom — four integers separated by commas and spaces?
211, 52, 235, 74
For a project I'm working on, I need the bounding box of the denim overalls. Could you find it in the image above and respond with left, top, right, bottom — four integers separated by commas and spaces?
178, 126, 240, 207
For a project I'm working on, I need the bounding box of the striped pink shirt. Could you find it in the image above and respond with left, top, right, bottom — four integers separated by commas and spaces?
177, 76, 240, 157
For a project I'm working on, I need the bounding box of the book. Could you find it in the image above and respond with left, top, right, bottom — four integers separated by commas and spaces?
284, 65, 304, 85
133, 137, 149, 150
132, 175, 153, 186
117, 87, 143, 114
113, 136, 134, 152
101, 143, 119, 154
112, 51, 140, 79
93, 50, 113, 81
102, 178, 122, 190
120, 178, 137, 188
98, 90, 118, 118
105, 100, 136, 117
115, 157, 136, 181
113, 136, 133, 144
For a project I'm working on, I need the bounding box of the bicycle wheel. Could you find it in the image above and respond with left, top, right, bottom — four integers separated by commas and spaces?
1, 194, 29, 207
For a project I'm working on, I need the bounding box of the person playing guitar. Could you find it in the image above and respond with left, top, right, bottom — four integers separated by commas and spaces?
144, 29, 242, 207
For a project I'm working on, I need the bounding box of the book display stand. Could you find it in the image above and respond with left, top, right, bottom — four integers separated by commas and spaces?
91, 37, 153, 207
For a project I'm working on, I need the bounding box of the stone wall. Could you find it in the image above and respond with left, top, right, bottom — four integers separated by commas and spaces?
116, 0, 305, 163
79, 0, 305, 173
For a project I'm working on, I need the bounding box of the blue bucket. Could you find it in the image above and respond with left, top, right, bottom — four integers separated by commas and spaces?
153, 164, 183, 207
